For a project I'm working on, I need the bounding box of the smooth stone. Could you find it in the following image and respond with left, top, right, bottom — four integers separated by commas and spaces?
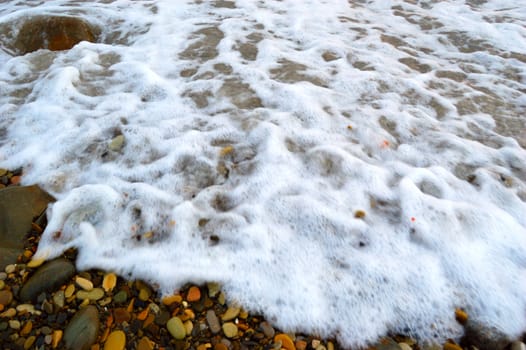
76, 288, 104, 301
45, 334, 53, 345
460, 321, 510, 350
0, 185, 54, 271
139, 288, 151, 301
0, 280, 4, 290
113, 290, 128, 304
113, 308, 131, 323
41, 326, 53, 335
167, 317, 186, 340
206, 309, 221, 334
19, 258, 75, 302
222, 322, 238, 338
260, 321, 275, 338
23, 335, 36, 350
207, 282, 221, 297
53, 290, 65, 308
109, 135, 125, 152
398, 343, 412, 350
0, 290, 13, 306
137, 336, 154, 350
8, 320, 21, 330
16, 304, 37, 314
102, 273, 117, 292
75, 276, 93, 291
104, 330, 126, 350
221, 306, 240, 321
63, 305, 99, 350
1, 307, 16, 317
14, 16, 98, 54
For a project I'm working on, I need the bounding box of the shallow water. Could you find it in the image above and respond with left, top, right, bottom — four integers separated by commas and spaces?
0, 0, 525, 347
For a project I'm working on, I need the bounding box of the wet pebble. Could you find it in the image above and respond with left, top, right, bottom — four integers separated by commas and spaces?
102, 273, 117, 292
114, 308, 131, 323
0, 289, 13, 306
138, 336, 154, 350
113, 290, 128, 304
23, 335, 36, 349
274, 333, 295, 350
222, 322, 238, 338
53, 290, 65, 308
75, 276, 94, 291
187, 286, 201, 302
76, 287, 104, 301
399, 343, 412, 350
104, 330, 126, 350
167, 317, 186, 340
206, 309, 221, 334
63, 305, 99, 350
260, 321, 275, 338
9, 319, 21, 330
221, 306, 240, 321
19, 258, 75, 302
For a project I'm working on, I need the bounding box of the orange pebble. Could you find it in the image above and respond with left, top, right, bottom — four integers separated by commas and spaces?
126, 298, 135, 312
10, 175, 21, 185
274, 334, 296, 350
137, 308, 149, 321
187, 286, 201, 302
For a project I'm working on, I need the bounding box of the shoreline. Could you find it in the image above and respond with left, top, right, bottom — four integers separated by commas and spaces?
0, 176, 524, 350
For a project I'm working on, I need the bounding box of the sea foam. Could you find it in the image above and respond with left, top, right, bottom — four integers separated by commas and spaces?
1, 0, 525, 347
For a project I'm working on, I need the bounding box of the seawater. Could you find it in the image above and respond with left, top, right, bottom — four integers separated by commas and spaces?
1, 0, 525, 347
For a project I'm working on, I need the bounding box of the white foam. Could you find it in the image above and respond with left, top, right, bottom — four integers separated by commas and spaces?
1, 0, 525, 347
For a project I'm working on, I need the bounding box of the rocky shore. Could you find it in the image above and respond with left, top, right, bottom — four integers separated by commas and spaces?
1, 170, 525, 350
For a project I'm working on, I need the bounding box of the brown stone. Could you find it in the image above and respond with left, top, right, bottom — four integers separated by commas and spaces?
0, 290, 13, 306
14, 16, 98, 54
113, 308, 131, 324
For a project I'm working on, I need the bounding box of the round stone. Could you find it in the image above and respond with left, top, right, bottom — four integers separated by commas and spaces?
166, 317, 186, 340
222, 322, 238, 338
104, 330, 126, 350
63, 305, 99, 350
0, 290, 13, 306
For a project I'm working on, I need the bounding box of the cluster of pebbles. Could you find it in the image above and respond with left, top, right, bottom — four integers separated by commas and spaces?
1, 172, 525, 350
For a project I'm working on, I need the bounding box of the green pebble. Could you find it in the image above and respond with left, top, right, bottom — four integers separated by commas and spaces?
76, 288, 104, 301
113, 290, 128, 304
166, 317, 186, 340
0, 168, 6, 176
139, 288, 150, 301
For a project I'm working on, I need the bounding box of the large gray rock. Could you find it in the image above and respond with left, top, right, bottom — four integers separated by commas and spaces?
19, 258, 75, 302
0, 185, 54, 270
63, 305, 100, 350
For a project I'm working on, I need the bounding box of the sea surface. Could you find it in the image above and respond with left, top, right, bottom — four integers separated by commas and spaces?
0, 0, 525, 347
